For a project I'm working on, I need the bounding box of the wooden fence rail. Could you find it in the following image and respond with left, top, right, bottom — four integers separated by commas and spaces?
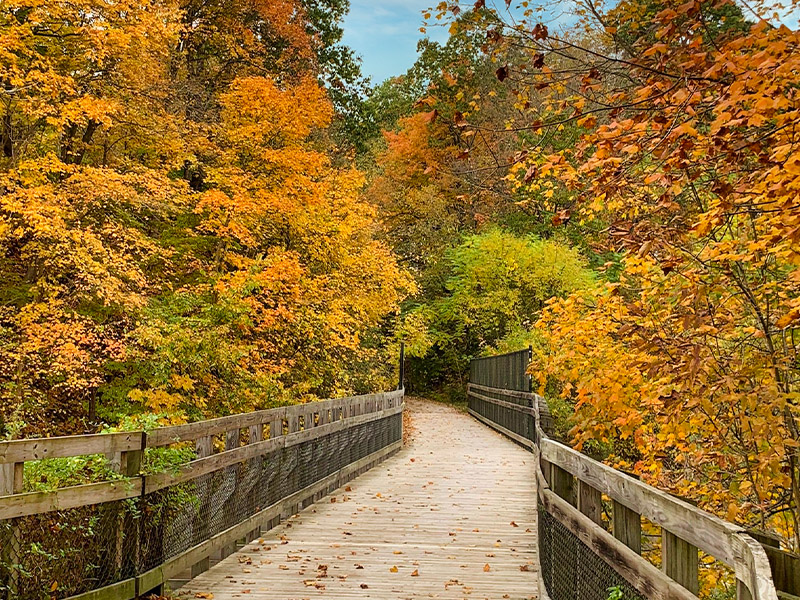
467, 376, 779, 600
0, 390, 404, 600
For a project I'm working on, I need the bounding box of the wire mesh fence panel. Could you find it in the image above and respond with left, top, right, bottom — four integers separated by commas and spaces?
467, 386, 535, 442
0, 399, 402, 600
539, 506, 648, 600
1, 500, 136, 599
470, 349, 532, 392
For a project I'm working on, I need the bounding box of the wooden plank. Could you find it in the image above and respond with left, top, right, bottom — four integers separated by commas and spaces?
63, 578, 137, 600
762, 545, 800, 596
551, 463, 575, 507
0, 479, 142, 520
467, 389, 537, 415
141, 439, 404, 593
541, 438, 739, 564
734, 532, 782, 600
663, 529, 699, 594
468, 383, 537, 402
147, 391, 402, 447
249, 424, 264, 444
148, 409, 283, 448
0, 432, 142, 463
578, 479, 603, 527
612, 499, 642, 554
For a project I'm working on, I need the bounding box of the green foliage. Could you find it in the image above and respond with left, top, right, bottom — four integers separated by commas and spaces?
23, 456, 124, 493
441, 229, 593, 345
402, 229, 592, 395
606, 586, 625, 600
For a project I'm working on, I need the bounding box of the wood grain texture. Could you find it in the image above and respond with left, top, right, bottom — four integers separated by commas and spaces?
0, 432, 142, 463
0, 479, 142, 520
173, 399, 539, 600
148, 391, 404, 447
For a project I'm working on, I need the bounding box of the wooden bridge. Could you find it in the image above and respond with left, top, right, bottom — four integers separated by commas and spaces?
0, 350, 788, 600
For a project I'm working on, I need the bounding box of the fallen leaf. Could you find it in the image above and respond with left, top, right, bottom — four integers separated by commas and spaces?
389, 566, 399, 573
411, 569, 419, 576
360, 584, 369, 589
483, 564, 491, 572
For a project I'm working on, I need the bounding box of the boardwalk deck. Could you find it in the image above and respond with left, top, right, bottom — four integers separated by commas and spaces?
174, 398, 538, 599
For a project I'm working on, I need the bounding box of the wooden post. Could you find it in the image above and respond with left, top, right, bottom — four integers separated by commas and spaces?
577, 480, 603, 527
748, 530, 800, 597
191, 435, 213, 578
269, 417, 282, 439
247, 424, 263, 542
1, 462, 23, 595
612, 500, 641, 554
540, 457, 552, 487
121, 444, 156, 594
662, 529, 699, 595
550, 464, 575, 506
221, 429, 241, 559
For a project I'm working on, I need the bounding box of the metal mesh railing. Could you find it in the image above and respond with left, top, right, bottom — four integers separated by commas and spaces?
0, 407, 402, 600
0, 500, 136, 598
539, 506, 646, 600
470, 348, 532, 392
467, 385, 536, 443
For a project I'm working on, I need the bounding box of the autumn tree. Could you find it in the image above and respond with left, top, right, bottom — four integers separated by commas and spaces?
437, 0, 800, 548
0, 0, 412, 434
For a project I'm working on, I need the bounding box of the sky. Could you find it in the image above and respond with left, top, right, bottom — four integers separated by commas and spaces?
341, 0, 449, 84
341, 1, 577, 84
341, 1, 800, 84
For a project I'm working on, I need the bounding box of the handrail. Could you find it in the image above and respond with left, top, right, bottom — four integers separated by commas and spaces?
467, 382, 778, 600
0, 389, 405, 600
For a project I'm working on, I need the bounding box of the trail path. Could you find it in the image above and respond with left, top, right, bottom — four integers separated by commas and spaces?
176, 398, 538, 599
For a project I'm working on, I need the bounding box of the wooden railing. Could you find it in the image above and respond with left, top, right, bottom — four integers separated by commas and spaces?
467, 380, 779, 600
0, 390, 404, 600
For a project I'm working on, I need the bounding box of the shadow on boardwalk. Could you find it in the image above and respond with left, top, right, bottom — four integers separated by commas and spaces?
176, 398, 538, 599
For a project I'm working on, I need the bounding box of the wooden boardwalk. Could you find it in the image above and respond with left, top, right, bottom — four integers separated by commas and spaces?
174, 398, 538, 599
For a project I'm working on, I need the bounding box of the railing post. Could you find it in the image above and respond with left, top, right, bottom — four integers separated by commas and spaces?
612, 500, 642, 554
191, 435, 213, 578
122, 438, 153, 594
1, 461, 23, 594
662, 529, 699, 594
221, 428, 242, 559
550, 464, 576, 506
527, 345, 533, 393
247, 424, 264, 542
398, 342, 405, 390
577, 480, 603, 527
